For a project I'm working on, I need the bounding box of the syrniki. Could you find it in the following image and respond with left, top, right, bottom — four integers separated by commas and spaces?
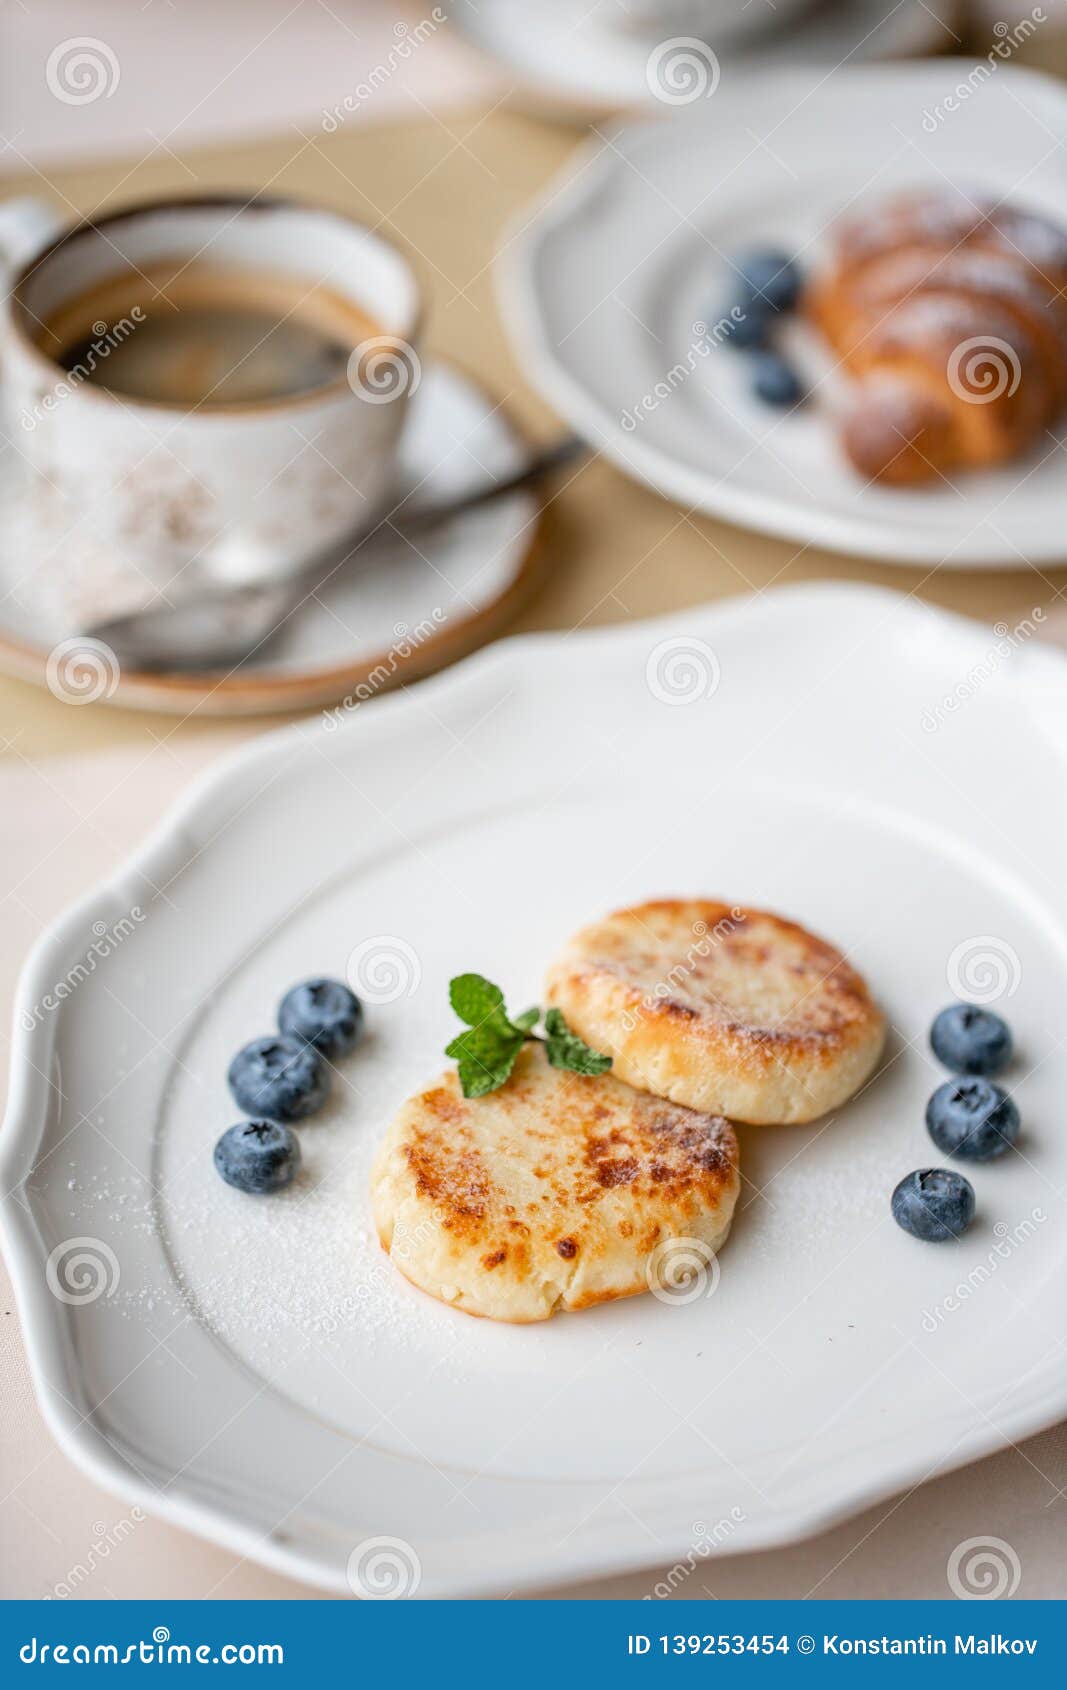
544, 899, 885, 1125
371, 1043, 740, 1323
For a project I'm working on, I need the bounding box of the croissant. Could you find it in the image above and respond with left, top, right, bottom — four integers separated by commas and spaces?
808, 188, 1067, 485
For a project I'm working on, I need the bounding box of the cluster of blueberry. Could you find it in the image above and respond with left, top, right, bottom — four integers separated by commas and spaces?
891, 1003, 1018, 1244
213, 978, 364, 1194
721, 248, 805, 407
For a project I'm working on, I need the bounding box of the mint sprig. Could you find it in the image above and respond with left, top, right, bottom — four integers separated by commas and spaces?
445, 973, 611, 1098
543, 1007, 612, 1076
445, 973, 533, 1097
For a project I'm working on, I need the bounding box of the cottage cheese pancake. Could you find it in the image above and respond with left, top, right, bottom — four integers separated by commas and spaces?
370, 1043, 739, 1323
544, 900, 885, 1125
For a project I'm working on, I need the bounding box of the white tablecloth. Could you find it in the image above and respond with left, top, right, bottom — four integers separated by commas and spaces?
0, 1, 501, 177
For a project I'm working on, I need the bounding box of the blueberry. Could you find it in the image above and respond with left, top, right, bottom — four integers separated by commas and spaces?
930, 1003, 1012, 1076
227, 1034, 328, 1122
926, 1078, 1020, 1162
278, 977, 363, 1058
214, 1120, 301, 1194
734, 249, 802, 314
891, 1168, 975, 1243
722, 299, 772, 349
750, 350, 804, 407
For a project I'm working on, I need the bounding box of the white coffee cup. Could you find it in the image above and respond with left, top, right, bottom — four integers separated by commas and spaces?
0, 194, 422, 635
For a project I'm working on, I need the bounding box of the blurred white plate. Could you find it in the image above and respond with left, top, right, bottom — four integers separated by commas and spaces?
452, 0, 959, 117
499, 63, 1067, 567
3, 581, 1067, 1595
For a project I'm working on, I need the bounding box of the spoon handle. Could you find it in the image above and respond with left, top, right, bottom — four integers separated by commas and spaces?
85, 434, 589, 669
389, 433, 587, 539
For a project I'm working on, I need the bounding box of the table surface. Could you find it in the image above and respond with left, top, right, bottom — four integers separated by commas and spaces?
2, 15, 1067, 1601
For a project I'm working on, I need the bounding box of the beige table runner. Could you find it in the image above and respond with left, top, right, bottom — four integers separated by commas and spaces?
1, 107, 1065, 1599
3, 108, 1066, 757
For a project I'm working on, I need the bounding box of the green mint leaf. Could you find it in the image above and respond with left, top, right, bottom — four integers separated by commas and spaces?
445, 1023, 510, 1065
449, 973, 507, 1028
544, 1007, 613, 1076
446, 980, 610, 1097
445, 1021, 525, 1099
457, 1053, 518, 1098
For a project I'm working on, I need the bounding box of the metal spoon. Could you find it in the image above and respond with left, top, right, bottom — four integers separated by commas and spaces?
87, 434, 585, 672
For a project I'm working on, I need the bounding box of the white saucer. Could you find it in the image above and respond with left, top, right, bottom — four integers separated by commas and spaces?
499, 62, 1067, 569
0, 362, 543, 716
451, 0, 959, 118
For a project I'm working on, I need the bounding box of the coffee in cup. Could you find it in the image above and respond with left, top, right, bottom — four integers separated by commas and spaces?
40, 261, 384, 409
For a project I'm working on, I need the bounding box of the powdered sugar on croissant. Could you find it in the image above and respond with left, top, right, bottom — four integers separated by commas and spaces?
809, 187, 1067, 485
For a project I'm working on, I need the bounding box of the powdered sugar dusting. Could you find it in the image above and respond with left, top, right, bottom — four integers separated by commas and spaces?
155, 1054, 474, 1391
839, 188, 1067, 275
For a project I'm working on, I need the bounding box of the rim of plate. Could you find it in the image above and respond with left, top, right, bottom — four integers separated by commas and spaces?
450, 0, 955, 120
496, 62, 1067, 569
3, 581, 1067, 1595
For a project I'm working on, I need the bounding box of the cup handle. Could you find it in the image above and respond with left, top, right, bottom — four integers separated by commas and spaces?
0, 197, 63, 280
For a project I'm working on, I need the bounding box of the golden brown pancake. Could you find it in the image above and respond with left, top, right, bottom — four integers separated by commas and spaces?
370, 1042, 740, 1323
544, 899, 885, 1125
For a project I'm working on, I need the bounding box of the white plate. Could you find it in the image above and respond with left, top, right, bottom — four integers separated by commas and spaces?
499, 63, 1067, 568
0, 363, 541, 715
451, 0, 955, 118
3, 581, 1067, 1597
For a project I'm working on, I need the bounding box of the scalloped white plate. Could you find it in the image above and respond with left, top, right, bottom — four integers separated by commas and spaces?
3, 582, 1067, 1596
499, 63, 1067, 567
